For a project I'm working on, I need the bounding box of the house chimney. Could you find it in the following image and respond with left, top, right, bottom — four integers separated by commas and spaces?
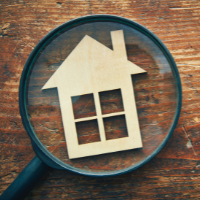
111, 30, 127, 59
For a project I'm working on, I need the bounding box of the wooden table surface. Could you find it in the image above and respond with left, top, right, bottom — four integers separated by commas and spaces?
0, 0, 200, 199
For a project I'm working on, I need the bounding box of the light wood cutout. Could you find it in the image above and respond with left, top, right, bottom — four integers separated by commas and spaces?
42, 30, 147, 159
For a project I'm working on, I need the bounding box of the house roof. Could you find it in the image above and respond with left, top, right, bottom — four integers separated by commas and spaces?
42, 30, 146, 95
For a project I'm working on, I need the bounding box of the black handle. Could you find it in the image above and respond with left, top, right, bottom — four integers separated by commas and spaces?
0, 156, 50, 200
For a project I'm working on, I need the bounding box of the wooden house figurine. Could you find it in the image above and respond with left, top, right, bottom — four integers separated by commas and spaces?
42, 30, 146, 159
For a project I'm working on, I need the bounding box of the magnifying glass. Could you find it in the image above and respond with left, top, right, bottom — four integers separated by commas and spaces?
0, 15, 182, 200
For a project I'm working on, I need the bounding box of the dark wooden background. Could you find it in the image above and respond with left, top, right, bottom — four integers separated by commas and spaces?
1, 0, 200, 199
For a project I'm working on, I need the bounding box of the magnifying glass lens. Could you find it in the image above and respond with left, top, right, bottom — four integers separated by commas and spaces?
26, 21, 178, 173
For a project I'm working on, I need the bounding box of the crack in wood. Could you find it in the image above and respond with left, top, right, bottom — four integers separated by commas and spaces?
169, 7, 200, 10
182, 125, 198, 158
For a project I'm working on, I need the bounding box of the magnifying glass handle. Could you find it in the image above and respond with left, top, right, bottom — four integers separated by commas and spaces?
0, 156, 50, 200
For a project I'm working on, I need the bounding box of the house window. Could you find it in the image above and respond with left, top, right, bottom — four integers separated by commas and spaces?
75, 119, 101, 144
71, 93, 96, 119
71, 89, 128, 145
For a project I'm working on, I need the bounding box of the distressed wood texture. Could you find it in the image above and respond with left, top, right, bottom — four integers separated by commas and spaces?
0, 0, 200, 199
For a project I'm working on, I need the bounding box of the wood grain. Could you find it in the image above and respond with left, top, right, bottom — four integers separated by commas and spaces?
0, 0, 200, 199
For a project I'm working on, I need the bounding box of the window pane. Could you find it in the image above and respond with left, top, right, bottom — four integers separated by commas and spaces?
76, 119, 100, 144
71, 93, 96, 119
103, 115, 128, 140
99, 89, 124, 115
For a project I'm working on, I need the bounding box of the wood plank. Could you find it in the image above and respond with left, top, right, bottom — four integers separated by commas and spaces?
1, 0, 200, 199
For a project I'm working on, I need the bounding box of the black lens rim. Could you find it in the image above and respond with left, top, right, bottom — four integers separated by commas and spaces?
19, 14, 182, 177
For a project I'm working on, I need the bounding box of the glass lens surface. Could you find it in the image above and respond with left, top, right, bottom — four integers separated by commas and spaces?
26, 21, 177, 173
